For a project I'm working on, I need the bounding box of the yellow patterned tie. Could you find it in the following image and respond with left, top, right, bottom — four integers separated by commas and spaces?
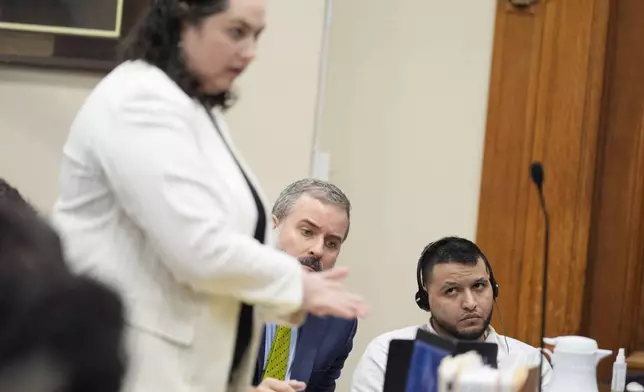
263, 326, 291, 380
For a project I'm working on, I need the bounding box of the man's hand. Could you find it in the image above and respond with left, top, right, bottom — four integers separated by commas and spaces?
251, 378, 306, 392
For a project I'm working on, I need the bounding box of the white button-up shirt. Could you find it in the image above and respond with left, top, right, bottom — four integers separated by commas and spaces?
350, 323, 552, 392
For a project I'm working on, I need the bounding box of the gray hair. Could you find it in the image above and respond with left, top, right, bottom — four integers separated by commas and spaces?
272, 179, 351, 241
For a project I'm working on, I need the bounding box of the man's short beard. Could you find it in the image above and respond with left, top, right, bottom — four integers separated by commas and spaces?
431, 308, 493, 341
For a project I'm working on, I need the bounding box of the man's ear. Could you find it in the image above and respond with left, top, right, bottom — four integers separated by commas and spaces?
272, 215, 279, 229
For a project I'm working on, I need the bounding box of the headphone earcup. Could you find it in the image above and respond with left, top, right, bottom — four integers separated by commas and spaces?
489, 273, 499, 299
415, 290, 430, 312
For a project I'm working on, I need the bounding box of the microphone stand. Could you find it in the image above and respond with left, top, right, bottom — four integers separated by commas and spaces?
530, 162, 549, 392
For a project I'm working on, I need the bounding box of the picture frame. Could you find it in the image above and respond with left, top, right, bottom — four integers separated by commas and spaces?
0, 0, 150, 72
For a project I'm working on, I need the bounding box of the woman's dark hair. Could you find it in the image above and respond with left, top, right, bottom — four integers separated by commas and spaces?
122, 0, 234, 109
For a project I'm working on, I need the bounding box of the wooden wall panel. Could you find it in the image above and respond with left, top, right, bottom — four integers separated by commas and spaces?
633, 108, 644, 352
477, 0, 610, 347
476, 0, 544, 341
581, 0, 644, 374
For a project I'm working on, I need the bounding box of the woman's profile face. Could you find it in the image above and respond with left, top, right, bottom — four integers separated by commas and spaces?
181, 0, 266, 94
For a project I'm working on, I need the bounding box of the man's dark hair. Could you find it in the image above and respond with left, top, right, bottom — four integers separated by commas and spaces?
419, 236, 489, 284
122, 0, 234, 109
0, 203, 127, 392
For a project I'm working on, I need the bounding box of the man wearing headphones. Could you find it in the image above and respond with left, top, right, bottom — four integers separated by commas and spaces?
350, 236, 552, 391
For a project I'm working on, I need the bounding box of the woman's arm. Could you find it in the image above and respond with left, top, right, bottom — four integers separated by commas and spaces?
94, 87, 302, 317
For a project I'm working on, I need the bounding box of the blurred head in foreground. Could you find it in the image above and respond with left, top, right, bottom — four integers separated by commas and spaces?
0, 178, 37, 213
0, 200, 127, 392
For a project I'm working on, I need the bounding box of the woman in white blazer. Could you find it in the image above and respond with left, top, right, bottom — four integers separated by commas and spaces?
51, 0, 367, 391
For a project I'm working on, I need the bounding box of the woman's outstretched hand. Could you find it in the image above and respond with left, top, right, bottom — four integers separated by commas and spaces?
300, 266, 369, 319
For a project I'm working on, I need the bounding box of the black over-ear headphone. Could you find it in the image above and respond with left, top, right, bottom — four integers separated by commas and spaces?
414, 238, 499, 312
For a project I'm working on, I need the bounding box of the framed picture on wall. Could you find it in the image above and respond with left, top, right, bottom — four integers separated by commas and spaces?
0, 0, 149, 71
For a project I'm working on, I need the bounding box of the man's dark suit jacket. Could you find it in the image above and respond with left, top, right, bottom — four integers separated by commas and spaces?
253, 315, 358, 392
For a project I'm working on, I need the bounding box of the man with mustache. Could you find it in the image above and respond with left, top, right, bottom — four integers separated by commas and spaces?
350, 236, 552, 391
253, 179, 356, 392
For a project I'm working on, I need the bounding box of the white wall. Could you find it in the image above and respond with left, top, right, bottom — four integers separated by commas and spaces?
0, 0, 326, 211
224, 0, 326, 199
0, 67, 98, 212
319, 0, 497, 388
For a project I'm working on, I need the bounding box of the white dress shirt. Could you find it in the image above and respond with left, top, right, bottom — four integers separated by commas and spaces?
350, 323, 552, 392
51, 60, 304, 392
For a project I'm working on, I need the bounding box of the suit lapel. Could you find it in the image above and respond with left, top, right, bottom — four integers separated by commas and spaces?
253, 325, 268, 385
291, 315, 330, 384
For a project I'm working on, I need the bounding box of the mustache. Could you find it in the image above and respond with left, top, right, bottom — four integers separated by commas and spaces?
299, 257, 322, 272
460, 313, 483, 321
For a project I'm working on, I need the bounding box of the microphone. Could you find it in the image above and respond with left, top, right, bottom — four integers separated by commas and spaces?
530, 161, 549, 392
530, 163, 544, 191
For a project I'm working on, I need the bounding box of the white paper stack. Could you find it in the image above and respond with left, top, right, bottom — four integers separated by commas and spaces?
438, 352, 534, 392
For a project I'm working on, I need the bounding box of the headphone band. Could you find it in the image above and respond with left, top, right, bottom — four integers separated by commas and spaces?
415, 242, 432, 293
414, 238, 499, 311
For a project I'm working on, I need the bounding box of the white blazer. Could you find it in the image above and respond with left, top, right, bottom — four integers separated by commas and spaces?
51, 60, 303, 392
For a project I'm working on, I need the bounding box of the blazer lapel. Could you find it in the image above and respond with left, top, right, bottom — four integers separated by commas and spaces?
253, 325, 268, 385
291, 315, 329, 384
